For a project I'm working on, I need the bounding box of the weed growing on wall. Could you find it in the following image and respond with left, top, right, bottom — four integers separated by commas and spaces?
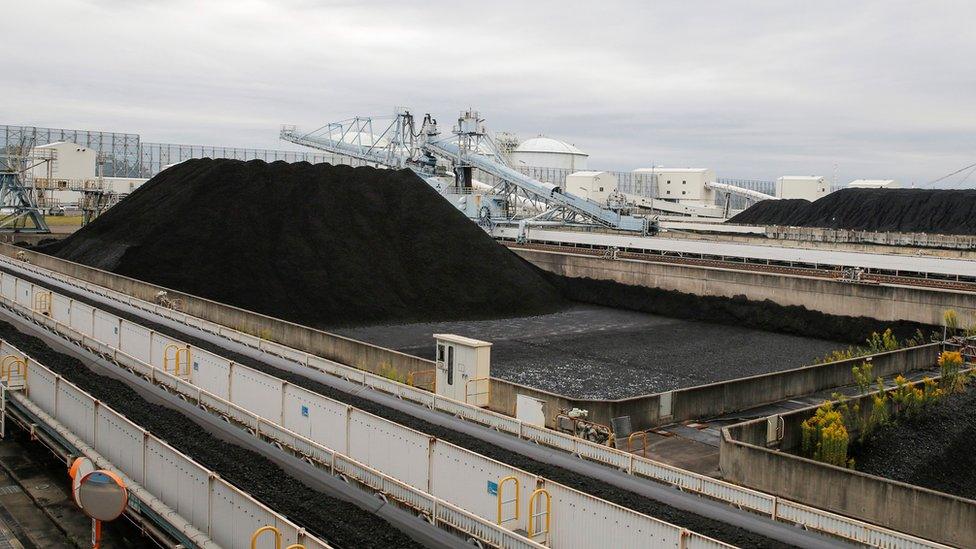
817, 328, 924, 364
801, 402, 852, 467
938, 351, 967, 393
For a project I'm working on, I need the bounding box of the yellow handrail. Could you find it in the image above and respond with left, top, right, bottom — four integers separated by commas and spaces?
465, 376, 490, 406
628, 431, 648, 457
0, 356, 26, 383
497, 475, 520, 525
33, 291, 51, 316
527, 488, 552, 540
251, 525, 281, 549
250, 525, 305, 549
163, 344, 190, 377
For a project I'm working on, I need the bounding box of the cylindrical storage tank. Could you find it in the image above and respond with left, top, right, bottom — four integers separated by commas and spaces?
509, 136, 588, 171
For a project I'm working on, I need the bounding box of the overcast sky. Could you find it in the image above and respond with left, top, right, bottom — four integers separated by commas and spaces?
5, 1, 975, 185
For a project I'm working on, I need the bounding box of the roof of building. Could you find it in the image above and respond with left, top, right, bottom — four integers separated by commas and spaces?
514, 136, 587, 156
632, 167, 710, 173
433, 333, 492, 348
567, 170, 610, 177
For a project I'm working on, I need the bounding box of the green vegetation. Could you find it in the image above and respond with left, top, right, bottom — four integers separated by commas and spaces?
801, 402, 852, 468
42, 214, 84, 227
943, 309, 976, 339
802, 349, 966, 468
938, 350, 967, 393
817, 328, 925, 364
378, 361, 406, 383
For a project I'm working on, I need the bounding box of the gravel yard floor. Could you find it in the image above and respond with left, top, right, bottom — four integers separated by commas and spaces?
336, 304, 842, 398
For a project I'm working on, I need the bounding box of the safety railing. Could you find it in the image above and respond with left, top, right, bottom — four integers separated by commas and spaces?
251, 525, 307, 549
465, 376, 490, 407
527, 488, 551, 545
32, 290, 51, 315
627, 431, 648, 458
497, 475, 520, 527
0, 355, 26, 389
0, 255, 954, 549
163, 343, 190, 377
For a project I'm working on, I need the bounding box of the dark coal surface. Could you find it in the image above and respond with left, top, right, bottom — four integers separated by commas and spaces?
44, 158, 564, 328
851, 389, 976, 499
729, 188, 976, 235
11, 269, 789, 548
549, 274, 934, 345
338, 304, 841, 399
0, 320, 423, 549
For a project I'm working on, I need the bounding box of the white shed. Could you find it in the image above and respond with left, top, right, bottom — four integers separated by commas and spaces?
776, 176, 829, 200
30, 141, 97, 182
633, 168, 716, 205
433, 334, 491, 407
565, 171, 618, 204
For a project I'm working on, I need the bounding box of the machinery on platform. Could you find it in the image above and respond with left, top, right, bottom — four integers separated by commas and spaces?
282, 109, 652, 234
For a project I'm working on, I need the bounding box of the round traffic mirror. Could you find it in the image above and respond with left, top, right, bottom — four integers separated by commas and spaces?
76, 470, 128, 521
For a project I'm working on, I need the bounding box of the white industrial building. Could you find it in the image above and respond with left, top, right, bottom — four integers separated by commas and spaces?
565, 171, 617, 204
27, 141, 147, 211
848, 179, 900, 189
509, 136, 588, 171
775, 176, 829, 201
632, 168, 717, 206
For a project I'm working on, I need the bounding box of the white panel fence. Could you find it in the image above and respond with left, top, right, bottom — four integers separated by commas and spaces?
2, 339, 331, 549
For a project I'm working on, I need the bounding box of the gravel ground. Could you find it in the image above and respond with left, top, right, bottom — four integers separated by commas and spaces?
0, 321, 424, 549
851, 388, 976, 499
337, 304, 842, 398
10, 269, 792, 548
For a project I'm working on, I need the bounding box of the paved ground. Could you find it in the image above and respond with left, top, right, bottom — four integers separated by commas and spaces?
0, 432, 148, 548
337, 304, 842, 398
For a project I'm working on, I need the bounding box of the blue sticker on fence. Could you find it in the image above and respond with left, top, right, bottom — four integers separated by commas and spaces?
487, 481, 498, 496
301, 405, 309, 417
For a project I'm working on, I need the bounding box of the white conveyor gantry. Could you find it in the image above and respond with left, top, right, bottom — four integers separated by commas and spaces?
281, 110, 650, 234
423, 138, 648, 233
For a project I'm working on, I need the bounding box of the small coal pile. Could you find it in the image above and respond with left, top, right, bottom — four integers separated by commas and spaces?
45, 159, 564, 327
851, 389, 976, 499
730, 188, 976, 235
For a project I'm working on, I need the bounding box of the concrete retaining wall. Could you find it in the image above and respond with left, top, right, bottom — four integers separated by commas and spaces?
0, 244, 434, 379
490, 343, 940, 431
514, 248, 976, 326
764, 225, 976, 253
721, 370, 976, 548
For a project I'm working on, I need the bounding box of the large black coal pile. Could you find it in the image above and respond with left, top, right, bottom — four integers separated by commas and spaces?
730, 188, 976, 235
44, 159, 564, 327
851, 389, 976, 499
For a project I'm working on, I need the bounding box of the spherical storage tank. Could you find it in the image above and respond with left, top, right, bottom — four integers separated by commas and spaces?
509, 136, 588, 171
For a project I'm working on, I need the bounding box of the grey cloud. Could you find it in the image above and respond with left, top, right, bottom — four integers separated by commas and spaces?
3, 0, 975, 186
